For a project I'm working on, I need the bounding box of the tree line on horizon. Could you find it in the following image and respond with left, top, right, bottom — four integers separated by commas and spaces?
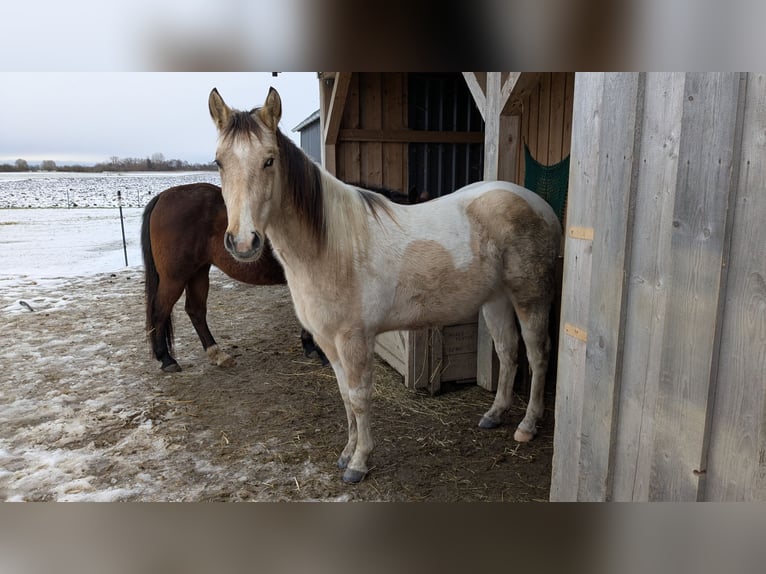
0, 153, 217, 173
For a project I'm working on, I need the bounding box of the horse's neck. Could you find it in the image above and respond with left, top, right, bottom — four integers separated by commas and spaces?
270, 171, 366, 276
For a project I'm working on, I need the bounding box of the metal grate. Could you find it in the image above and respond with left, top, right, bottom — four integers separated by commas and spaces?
407, 73, 484, 200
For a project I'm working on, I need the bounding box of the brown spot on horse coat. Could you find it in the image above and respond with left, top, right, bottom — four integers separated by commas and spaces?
465, 189, 559, 315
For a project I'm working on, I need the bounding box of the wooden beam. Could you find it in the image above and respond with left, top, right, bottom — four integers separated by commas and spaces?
318, 74, 332, 170
503, 72, 543, 115
501, 72, 521, 110
475, 72, 504, 392
462, 72, 487, 119
576, 73, 643, 502
482, 73, 502, 178
322, 72, 352, 146
338, 128, 484, 144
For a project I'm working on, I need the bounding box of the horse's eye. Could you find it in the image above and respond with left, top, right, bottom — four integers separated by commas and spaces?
214, 159, 222, 168
264, 157, 274, 168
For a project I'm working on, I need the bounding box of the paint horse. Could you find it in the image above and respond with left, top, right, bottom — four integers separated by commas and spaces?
141, 182, 326, 372
209, 87, 562, 483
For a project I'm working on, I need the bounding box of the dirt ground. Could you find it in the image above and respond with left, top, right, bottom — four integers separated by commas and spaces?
1, 268, 554, 501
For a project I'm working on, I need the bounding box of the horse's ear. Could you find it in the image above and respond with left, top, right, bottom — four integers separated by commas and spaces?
257, 87, 282, 131
209, 88, 231, 132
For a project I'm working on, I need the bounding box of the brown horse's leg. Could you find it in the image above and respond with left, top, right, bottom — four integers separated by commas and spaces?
185, 266, 234, 367
300, 328, 329, 365
152, 279, 185, 372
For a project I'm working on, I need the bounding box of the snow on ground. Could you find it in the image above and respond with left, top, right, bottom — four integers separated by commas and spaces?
0, 174, 221, 501
0, 171, 220, 209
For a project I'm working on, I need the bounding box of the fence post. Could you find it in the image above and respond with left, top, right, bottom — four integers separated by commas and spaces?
117, 190, 128, 266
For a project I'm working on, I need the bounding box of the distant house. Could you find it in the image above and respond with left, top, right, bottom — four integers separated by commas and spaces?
292, 110, 321, 163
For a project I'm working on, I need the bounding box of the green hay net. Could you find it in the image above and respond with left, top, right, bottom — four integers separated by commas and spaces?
524, 144, 570, 224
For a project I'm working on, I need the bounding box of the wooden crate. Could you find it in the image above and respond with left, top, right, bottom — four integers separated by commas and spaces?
375, 317, 478, 394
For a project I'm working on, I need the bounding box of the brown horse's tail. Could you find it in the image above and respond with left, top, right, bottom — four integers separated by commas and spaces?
141, 194, 173, 357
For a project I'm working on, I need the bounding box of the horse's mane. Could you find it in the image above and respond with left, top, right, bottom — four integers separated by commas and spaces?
275, 129, 326, 251
221, 109, 264, 142
275, 129, 397, 260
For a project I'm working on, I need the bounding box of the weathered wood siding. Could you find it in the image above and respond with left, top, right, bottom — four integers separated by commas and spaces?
516, 73, 575, 190
551, 72, 766, 501
333, 73, 409, 192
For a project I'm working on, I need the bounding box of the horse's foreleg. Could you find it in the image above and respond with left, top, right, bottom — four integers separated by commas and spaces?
335, 330, 375, 484
185, 267, 234, 368
478, 295, 520, 429
312, 335, 356, 469
514, 307, 551, 442
332, 362, 358, 470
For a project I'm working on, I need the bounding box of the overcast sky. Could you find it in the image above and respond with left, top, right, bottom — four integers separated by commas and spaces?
0, 73, 320, 166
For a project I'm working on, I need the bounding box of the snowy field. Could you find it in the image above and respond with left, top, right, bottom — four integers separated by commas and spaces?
0, 172, 220, 282
0, 171, 220, 209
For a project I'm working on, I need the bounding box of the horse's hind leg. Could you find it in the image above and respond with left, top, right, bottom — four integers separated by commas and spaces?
478, 295, 520, 429
513, 304, 551, 442
185, 266, 234, 367
151, 281, 185, 372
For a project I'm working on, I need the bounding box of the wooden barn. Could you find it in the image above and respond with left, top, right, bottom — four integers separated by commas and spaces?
317, 72, 573, 395
551, 73, 766, 501
315, 72, 766, 501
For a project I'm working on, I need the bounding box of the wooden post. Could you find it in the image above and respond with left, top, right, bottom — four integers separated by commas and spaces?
471, 72, 525, 392
319, 72, 351, 175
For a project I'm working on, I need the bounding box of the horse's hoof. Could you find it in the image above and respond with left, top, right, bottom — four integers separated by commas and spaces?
514, 427, 535, 442
337, 455, 351, 470
217, 355, 235, 368
478, 415, 501, 429
161, 362, 182, 373
342, 468, 367, 483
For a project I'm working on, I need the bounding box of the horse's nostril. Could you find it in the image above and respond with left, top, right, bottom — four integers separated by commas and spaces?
224, 232, 236, 253
252, 232, 262, 252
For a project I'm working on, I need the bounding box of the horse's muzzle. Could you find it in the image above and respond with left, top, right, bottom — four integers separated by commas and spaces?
224, 231, 262, 261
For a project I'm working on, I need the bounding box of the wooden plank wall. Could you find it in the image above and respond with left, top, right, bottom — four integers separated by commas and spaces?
335, 73, 408, 193
517, 73, 575, 187
705, 73, 766, 501
551, 72, 766, 501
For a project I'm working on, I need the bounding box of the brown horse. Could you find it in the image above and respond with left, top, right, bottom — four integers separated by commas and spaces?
141, 182, 326, 372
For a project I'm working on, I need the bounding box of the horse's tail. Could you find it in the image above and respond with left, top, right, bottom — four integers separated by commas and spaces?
141, 193, 173, 357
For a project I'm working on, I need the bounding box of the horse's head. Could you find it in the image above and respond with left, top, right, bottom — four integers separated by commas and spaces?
209, 87, 282, 262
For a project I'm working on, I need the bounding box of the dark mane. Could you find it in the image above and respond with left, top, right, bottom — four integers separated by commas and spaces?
222, 109, 264, 142
276, 130, 326, 249
357, 188, 398, 223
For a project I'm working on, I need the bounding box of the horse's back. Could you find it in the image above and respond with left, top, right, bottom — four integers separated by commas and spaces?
366, 181, 560, 331
446, 180, 559, 229
152, 183, 227, 236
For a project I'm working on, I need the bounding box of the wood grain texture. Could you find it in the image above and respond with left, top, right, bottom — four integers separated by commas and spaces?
550, 72, 603, 501
611, 73, 685, 501
576, 73, 642, 501
705, 73, 766, 500
649, 73, 742, 501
